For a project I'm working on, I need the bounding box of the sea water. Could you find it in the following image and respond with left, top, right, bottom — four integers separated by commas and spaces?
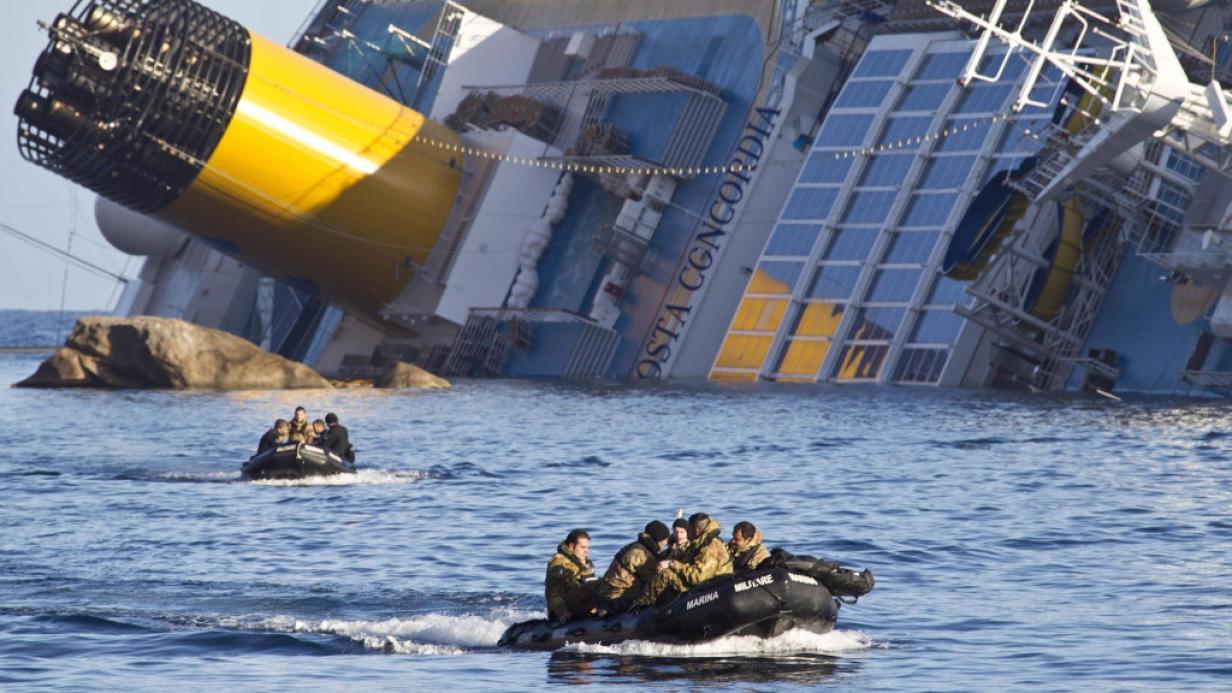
1, 313, 1229, 690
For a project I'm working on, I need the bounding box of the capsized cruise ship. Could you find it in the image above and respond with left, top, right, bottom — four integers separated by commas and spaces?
15, 0, 1232, 396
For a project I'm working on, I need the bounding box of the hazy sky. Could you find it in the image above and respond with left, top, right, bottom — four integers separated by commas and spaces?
0, 0, 320, 310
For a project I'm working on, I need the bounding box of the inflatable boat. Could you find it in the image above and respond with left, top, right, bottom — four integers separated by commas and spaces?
241, 442, 355, 480
499, 558, 873, 650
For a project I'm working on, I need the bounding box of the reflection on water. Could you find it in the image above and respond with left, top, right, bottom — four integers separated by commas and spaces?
547, 650, 844, 686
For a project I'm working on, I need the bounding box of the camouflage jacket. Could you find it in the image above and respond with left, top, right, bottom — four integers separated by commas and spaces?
288, 418, 312, 443
544, 542, 596, 621
672, 518, 732, 587
728, 530, 771, 572
601, 533, 661, 601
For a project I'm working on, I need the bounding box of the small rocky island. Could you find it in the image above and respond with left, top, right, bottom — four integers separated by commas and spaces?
16, 316, 330, 390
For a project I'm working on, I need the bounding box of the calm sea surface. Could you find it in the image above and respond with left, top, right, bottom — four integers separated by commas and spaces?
1, 312, 1229, 691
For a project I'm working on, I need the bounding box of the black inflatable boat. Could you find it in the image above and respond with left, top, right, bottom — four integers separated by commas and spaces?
499, 563, 863, 650
241, 442, 355, 480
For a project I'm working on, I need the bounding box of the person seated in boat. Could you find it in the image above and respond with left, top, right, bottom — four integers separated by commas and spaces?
668, 518, 691, 560
256, 419, 290, 455
599, 521, 670, 611
308, 419, 327, 445
317, 413, 354, 462
728, 521, 770, 573
288, 406, 312, 443
634, 513, 732, 607
545, 529, 603, 623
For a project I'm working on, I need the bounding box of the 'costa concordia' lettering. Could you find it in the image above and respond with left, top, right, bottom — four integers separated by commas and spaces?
15, 0, 463, 317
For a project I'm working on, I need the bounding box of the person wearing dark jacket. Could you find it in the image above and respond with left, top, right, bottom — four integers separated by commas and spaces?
545, 529, 602, 623
600, 521, 670, 610
256, 419, 290, 455
728, 521, 770, 572
318, 412, 353, 461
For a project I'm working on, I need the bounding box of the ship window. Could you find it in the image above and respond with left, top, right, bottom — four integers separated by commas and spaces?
729, 297, 789, 332
816, 114, 874, 147
848, 307, 904, 341
910, 309, 964, 343
926, 276, 968, 306
842, 191, 898, 225
895, 347, 950, 383
773, 338, 830, 379
807, 264, 861, 300
791, 301, 845, 338
799, 152, 853, 184
902, 193, 957, 228
834, 80, 895, 109
976, 53, 1026, 80
832, 344, 890, 380
824, 228, 879, 261
852, 49, 913, 78
884, 231, 939, 264
859, 155, 914, 187
867, 268, 922, 303
782, 187, 839, 221
881, 116, 933, 145
936, 120, 991, 152
747, 262, 804, 295
714, 334, 773, 370
914, 52, 970, 80
954, 85, 1013, 114
918, 156, 976, 190
764, 223, 821, 257
1165, 149, 1203, 183
897, 84, 949, 112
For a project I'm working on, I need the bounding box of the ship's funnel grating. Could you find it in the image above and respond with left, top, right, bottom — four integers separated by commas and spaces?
14, 0, 250, 213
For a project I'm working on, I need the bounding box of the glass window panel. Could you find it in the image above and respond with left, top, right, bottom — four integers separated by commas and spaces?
832, 344, 889, 380
859, 154, 914, 187
849, 307, 904, 341
714, 334, 772, 370
936, 119, 991, 152
998, 117, 1048, 153
955, 85, 1012, 114
842, 190, 898, 225
884, 231, 939, 264
976, 53, 1026, 80
918, 156, 976, 190
816, 114, 874, 147
799, 152, 852, 184
926, 275, 968, 305
807, 264, 861, 300
730, 297, 788, 332
910, 309, 964, 343
851, 49, 913, 78
902, 193, 957, 227
867, 268, 922, 303
897, 83, 949, 111
834, 80, 894, 108
774, 339, 830, 378
915, 52, 970, 80
824, 228, 879, 261
782, 187, 839, 220
791, 301, 845, 338
881, 116, 933, 145
747, 261, 804, 295
1166, 149, 1203, 183
764, 223, 821, 257
894, 346, 950, 383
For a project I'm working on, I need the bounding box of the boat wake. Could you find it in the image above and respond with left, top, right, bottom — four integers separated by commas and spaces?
250, 469, 434, 487
227, 608, 540, 654
563, 628, 875, 658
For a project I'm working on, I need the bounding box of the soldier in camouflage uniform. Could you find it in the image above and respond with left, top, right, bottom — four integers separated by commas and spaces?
544, 529, 601, 623
635, 513, 732, 607
288, 406, 312, 443
728, 521, 771, 572
600, 520, 670, 610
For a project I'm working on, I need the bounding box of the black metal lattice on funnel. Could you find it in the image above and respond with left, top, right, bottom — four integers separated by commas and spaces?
14, 0, 251, 213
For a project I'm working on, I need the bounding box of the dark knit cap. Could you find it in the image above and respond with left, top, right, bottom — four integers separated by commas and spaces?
644, 520, 669, 543
672, 518, 691, 536
325, 412, 338, 425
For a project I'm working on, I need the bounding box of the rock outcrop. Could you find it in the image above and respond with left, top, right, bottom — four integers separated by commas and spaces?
373, 361, 451, 389
16, 316, 330, 390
